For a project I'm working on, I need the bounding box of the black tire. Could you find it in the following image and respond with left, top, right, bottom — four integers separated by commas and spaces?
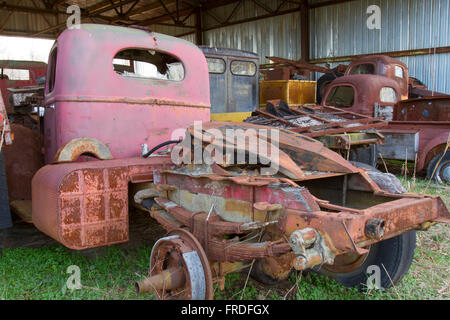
318, 231, 416, 290
316, 69, 344, 104
426, 151, 450, 184
316, 161, 415, 289
250, 259, 283, 286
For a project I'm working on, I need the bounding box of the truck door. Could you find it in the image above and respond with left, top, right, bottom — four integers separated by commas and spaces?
206, 57, 227, 114
228, 59, 258, 114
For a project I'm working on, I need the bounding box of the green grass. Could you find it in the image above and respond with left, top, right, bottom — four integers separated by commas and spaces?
0, 177, 448, 300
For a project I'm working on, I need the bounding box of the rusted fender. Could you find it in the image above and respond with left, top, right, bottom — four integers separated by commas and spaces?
53, 137, 113, 163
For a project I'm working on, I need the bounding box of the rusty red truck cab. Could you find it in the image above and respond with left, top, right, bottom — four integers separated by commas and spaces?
345, 55, 409, 100
322, 74, 450, 180
43, 24, 210, 164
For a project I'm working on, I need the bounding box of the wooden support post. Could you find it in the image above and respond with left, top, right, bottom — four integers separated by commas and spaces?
195, 7, 203, 45
300, 0, 310, 80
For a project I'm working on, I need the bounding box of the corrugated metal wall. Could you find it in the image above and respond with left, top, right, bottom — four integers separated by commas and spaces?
198, 0, 449, 93
310, 0, 450, 93
198, 0, 302, 64
204, 11, 303, 64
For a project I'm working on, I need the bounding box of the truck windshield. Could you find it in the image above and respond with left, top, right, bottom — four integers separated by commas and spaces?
206, 57, 225, 74
326, 86, 354, 108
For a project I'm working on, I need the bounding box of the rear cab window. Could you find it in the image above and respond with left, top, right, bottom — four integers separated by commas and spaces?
348, 63, 375, 75
113, 49, 184, 81
325, 86, 355, 108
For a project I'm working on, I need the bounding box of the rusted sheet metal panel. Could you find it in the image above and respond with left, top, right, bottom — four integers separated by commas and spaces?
189, 121, 358, 174
377, 131, 419, 161
245, 103, 386, 139
32, 156, 170, 250
380, 122, 450, 171
394, 96, 450, 121
44, 24, 210, 164
159, 170, 319, 223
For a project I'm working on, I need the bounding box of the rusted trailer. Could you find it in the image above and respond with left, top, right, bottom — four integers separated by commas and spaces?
0, 25, 449, 300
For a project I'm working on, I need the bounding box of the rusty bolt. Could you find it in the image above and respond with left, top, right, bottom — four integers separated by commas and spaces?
365, 218, 386, 240
293, 255, 307, 270
290, 228, 317, 249
292, 252, 323, 271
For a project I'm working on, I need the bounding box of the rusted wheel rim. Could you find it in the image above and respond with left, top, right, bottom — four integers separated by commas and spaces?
150, 228, 213, 300
322, 247, 371, 273
435, 161, 450, 184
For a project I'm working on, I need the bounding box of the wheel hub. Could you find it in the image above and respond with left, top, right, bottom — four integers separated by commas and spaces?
136, 228, 213, 300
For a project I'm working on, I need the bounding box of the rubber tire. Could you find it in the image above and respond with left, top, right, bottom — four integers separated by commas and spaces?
316, 69, 344, 104
426, 151, 450, 184
250, 259, 284, 286
318, 231, 416, 290
316, 161, 416, 290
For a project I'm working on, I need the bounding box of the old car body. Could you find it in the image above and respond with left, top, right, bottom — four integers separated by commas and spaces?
322, 75, 450, 174
200, 46, 259, 122
344, 55, 409, 100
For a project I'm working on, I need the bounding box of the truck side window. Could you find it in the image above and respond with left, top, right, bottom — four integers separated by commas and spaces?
380, 87, 398, 103
47, 48, 57, 93
349, 64, 375, 75
230, 60, 256, 76
394, 66, 404, 78
0, 68, 30, 80
326, 86, 354, 108
206, 57, 225, 74
113, 49, 184, 81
